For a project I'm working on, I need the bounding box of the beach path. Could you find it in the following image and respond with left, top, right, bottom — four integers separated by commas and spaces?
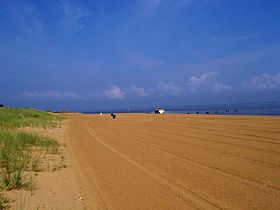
66, 113, 280, 209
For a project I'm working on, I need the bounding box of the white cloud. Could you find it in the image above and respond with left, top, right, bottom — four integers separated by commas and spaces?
104, 85, 125, 99
59, 0, 94, 20
187, 72, 234, 93
57, 0, 94, 30
22, 90, 80, 99
157, 81, 181, 96
3, 2, 44, 39
188, 71, 216, 86
129, 85, 150, 97
142, 0, 212, 12
145, 0, 162, 8
143, 0, 196, 9
243, 73, 280, 91
213, 83, 233, 92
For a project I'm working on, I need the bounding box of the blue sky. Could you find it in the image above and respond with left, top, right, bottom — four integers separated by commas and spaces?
0, 0, 280, 111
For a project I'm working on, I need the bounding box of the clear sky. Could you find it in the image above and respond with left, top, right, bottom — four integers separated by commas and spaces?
0, 0, 280, 111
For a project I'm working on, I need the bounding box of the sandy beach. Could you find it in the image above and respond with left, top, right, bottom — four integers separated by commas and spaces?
2, 1, 279, 208
63, 113, 280, 209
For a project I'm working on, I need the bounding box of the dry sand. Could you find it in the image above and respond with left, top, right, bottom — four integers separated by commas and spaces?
7, 121, 85, 210
64, 113, 280, 209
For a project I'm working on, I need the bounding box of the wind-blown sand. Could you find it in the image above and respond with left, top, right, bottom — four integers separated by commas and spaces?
65, 113, 280, 209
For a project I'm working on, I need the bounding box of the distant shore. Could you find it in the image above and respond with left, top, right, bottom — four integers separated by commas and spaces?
80, 101, 280, 116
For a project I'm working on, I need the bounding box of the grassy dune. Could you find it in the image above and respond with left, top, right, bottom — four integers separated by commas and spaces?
0, 108, 65, 208
0, 108, 65, 129
0, 131, 58, 189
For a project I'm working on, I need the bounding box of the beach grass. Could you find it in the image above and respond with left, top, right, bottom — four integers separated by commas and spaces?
0, 193, 9, 209
0, 131, 59, 190
0, 108, 65, 129
0, 108, 64, 192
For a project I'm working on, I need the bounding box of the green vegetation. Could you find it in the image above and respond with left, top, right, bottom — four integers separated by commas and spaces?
0, 108, 65, 129
0, 194, 9, 209
0, 131, 59, 190
0, 107, 65, 196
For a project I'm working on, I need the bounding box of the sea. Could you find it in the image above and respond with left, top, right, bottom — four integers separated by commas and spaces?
164, 101, 280, 116
83, 101, 280, 116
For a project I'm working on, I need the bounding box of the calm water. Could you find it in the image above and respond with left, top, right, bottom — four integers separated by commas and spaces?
83, 102, 280, 116
165, 102, 280, 116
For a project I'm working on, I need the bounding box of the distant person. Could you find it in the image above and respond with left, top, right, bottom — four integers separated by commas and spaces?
111, 113, 116, 119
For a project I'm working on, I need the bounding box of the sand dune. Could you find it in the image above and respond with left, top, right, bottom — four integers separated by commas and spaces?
66, 114, 280, 209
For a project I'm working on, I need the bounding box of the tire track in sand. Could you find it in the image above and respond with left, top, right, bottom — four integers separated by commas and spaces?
84, 118, 280, 193
138, 125, 280, 155
87, 122, 280, 195
85, 126, 224, 210
66, 121, 108, 210
131, 127, 280, 167
121, 133, 280, 193
160, 121, 280, 142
